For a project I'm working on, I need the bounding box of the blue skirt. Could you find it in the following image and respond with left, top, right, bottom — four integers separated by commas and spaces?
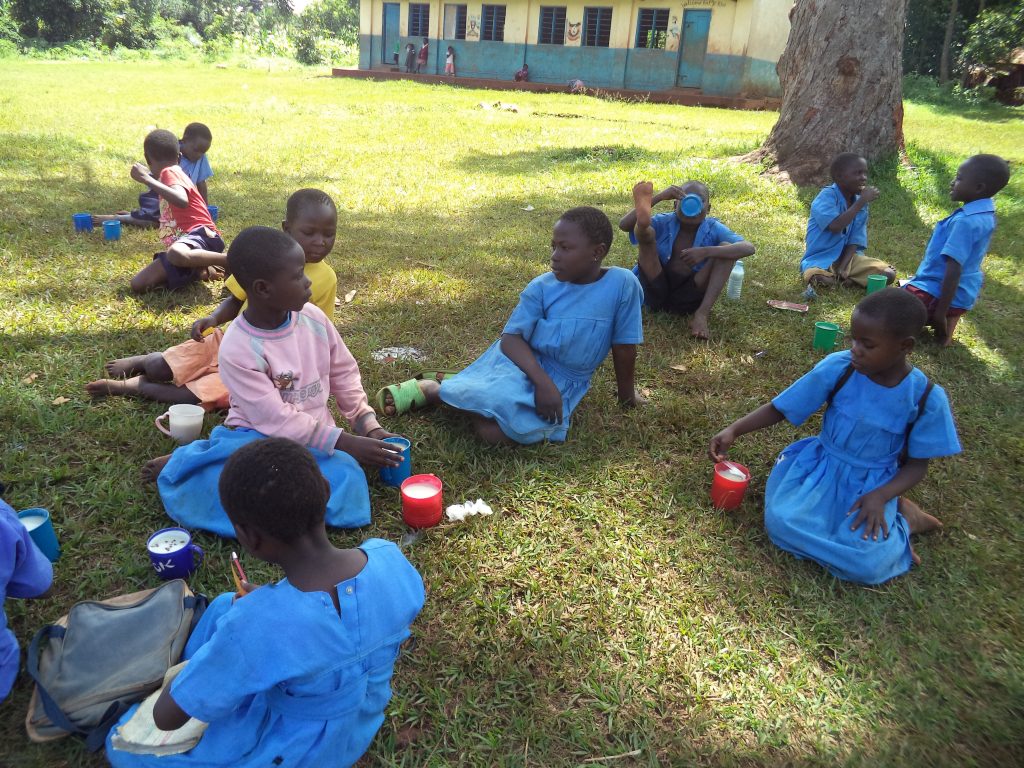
157, 426, 371, 538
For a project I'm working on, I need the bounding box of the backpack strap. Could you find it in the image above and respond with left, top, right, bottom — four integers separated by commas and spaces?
26, 625, 81, 737
826, 364, 855, 407
899, 378, 935, 466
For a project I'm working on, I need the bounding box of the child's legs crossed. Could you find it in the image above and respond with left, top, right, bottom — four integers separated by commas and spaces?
842, 251, 896, 287
130, 258, 170, 294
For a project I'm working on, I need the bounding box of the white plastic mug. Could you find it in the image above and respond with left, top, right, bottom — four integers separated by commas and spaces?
155, 404, 206, 444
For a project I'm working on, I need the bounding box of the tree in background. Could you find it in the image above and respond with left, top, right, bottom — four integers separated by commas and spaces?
746, 0, 909, 186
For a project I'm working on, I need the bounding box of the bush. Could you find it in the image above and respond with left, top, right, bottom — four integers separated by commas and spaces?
302, 0, 356, 45
960, 7, 1024, 77
293, 27, 321, 64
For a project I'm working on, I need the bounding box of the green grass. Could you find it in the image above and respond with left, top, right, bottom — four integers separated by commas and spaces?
1, 59, 1022, 767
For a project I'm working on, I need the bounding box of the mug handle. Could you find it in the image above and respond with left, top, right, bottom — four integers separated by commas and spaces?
155, 411, 172, 437
190, 544, 204, 568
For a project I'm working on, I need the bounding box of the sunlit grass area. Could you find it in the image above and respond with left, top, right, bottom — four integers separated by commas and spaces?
1, 59, 1022, 766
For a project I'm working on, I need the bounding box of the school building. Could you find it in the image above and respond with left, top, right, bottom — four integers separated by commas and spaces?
357, 0, 790, 97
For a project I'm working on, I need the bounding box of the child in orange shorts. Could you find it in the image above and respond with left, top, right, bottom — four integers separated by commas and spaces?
86, 189, 340, 409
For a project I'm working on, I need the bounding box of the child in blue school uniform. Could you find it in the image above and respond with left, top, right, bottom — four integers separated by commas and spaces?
619, 180, 755, 340
801, 153, 895, 290
905, 153, 1011, 347
0, 485, 53, 702
378, 206, 644, 444
94, 123, 214, 229
107, 438, 425, 767
709, 289, 961, 585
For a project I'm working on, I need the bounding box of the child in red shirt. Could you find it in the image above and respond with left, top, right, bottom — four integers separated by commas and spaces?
128, 129, 226, 294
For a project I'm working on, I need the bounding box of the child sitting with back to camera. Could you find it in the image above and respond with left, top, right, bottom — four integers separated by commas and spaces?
106, 438, 425, 768
378, 206, 643, 445
801, 152, 895, 290
87, 189, 340, 411
144, 226, 403, 537
93, 122, 214, 230
620, 180, 755, 340
905, 153, 1011, 347
127, 129, 226, 294
0, 482, 53, 703
709, 289, 960, 585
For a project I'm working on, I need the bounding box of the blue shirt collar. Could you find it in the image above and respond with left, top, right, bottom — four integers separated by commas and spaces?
959, 198, 995, 215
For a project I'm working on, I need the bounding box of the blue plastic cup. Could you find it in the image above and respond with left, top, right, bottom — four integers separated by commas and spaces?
72, 213, 93, 233
679, 194, 704, 217
207, 204, 219, 222
18, 508, 61, 562
147, 527, 204, 580
103, 220, 121, 241
379, 436, 412, 487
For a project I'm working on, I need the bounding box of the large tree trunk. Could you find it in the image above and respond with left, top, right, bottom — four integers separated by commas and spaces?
745, 0, 909, 186
939, 0, 959, 84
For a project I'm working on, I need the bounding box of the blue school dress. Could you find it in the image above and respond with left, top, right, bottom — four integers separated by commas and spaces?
0, 499, 53, 701
439, 267, 643, 443
765, 352, 960, 585
158, 426, 370, 538
107, 538, 425, 768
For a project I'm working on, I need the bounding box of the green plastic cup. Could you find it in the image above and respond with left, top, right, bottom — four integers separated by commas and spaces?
865, 274, 888, 294
812, 321, 841, 351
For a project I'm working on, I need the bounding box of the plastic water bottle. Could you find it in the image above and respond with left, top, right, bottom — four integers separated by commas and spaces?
727, 260, 745, 300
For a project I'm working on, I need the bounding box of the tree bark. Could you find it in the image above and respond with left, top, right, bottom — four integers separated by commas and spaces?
745, 0, 910, 186
939, 0, 959, 84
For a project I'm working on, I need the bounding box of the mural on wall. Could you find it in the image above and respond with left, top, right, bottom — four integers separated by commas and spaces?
566, 21, 581, 46
666, 16, 680, 52
467, 16, 480, 40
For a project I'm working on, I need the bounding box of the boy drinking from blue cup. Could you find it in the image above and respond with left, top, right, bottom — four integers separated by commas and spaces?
620, 180, 755, 340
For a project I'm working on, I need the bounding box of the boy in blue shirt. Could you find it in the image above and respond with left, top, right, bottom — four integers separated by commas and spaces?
905, 154, 1010, 347
0, 485, 53, 702
801, 153, 894, 290
93, 122, 214, 228
621, 180, 754, 339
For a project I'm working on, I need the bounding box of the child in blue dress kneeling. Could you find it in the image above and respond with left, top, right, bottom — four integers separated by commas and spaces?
107, 437, 425, 768
709, 289, 961, 584
378, 206, 644, 444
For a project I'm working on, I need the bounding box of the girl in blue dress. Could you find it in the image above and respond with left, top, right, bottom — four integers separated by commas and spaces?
379, 206, 644, 444
106, 438, 424, 768
709, 289, 961, 584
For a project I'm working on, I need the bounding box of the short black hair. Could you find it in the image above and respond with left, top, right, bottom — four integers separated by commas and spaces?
830, 152, 865, 180
286, 188, 337, 222
559, 206, 613, 252
220, 438, 328, 543
855, 287, 927, 339
182, 122, 212, 142
143, 129, 180, 163
963, 154, 1010, 196
680, 180, 710, 202
227, 226, 303, 291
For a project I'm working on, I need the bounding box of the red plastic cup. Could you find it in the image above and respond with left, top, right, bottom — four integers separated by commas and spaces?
710, 462, 751, 510
400, 474, 443, 528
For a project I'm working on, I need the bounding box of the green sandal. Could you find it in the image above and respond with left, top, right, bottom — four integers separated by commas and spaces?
375, 371, 457, 416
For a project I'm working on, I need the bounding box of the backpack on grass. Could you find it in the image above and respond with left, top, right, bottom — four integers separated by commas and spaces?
25, 579, 206, 752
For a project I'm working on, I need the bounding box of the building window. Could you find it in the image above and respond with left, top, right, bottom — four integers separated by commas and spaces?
583, 7, 612, 47
408, 3, 430, 38
539, 6, 567, 45
444, 4, 467, 39
635, 8, 669, 49
481, 5, 506, 41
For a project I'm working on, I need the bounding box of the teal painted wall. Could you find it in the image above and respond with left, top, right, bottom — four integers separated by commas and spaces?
359, 37, 781, 97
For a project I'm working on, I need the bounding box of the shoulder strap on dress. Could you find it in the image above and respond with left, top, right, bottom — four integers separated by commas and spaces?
899, 378, 935, 466
826, 364, 855, 407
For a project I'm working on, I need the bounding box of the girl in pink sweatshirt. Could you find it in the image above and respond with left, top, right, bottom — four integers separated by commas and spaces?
147, 226, 404, 537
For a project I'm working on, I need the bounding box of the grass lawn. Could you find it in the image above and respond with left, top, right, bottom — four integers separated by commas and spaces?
1, 59, 1022, 767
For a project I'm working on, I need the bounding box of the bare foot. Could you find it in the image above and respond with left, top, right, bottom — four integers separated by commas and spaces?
86, 375, 143, 398
632, 181, 654, 229
141, 454, 171, 484
105, 355, 149, 378
910, 543, 922, 566
808, 274, 836, 289
689, 313, 711, 340
900, 497, 942, 535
